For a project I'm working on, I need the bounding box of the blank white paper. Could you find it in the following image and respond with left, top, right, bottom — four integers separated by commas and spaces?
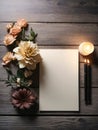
39, 49, 79, 111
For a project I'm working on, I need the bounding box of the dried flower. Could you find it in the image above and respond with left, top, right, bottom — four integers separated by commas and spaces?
27, 80, 33, 86
11, 88, 36, 109
13, 41, 41, 70
4, 34, 16, 46
2, 19, 41, 111
16, 78, 21, 87
24, 70, 33, 78
16, 19, 28, 28
10, 25, 21, 36
6, 23, 13, 30
2, 52, 14, 65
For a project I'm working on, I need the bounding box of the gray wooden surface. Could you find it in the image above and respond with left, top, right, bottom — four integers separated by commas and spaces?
0, 0, 98, 129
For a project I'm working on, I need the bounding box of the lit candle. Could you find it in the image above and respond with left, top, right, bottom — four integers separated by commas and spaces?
79, 42, 94, 56
84, 59, 91, 105
79, 42, 93, 105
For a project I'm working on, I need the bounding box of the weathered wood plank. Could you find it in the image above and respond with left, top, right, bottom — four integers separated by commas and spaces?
1, 0, 98, 22
0, 116, 98, 130
1, 45, 98, 87
0, 83, 98, 115
0, 23, 98, 46
0, 46, 8, 81
0, 0, 98, 129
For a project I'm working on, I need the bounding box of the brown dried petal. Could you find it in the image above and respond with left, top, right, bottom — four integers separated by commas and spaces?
24, 70, 33, 78
11, 88, 36, 109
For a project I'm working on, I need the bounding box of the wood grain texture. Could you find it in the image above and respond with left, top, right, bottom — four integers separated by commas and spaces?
0, 116, 98, 130
0, 81, 98, 115
0, 23, 98, 46
0, 0, 98, 129
1, 0, 98, 22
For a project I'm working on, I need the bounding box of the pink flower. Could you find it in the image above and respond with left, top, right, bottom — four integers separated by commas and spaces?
11, 88, 36, 109
16, 19, 28, 28
3, 34, 16, 46
6, 23, 13, 30
2, 52, 15, 65
10, 25, 21, 36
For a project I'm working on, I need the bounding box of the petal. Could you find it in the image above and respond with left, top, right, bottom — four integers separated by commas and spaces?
19, 61, 26, 68
14, 54, 23, 60
27, 63, 36, 70
20, 104, 25, 109
13, 47, 19, 53
24, 102, 30, 109
12, 99, 19, 104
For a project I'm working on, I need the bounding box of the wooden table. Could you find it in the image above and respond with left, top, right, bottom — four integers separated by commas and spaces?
0, 0, 98, 129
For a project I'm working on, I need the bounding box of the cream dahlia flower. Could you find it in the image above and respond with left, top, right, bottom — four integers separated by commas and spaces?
13, 41, 41, 70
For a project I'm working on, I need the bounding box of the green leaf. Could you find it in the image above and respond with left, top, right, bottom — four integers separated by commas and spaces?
21, 28, 26, 40
17, 69, 25, 78
6, 67, 13, 75
30, 28, 38, 42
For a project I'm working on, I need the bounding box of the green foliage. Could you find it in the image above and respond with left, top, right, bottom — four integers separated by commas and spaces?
5, 68, 32, 88
5, 68, 17, 87
21, 28, 38, 43
30, 28, 38, 43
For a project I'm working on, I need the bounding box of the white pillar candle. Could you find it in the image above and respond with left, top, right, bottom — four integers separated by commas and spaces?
79, 42, 94, 56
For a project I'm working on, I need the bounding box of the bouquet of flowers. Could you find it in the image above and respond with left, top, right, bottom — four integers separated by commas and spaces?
2, 19, 41, 110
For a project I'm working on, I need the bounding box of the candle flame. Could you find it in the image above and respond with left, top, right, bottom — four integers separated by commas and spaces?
84, 59, 87, 63
84, 59, 90, 64
87, 59, 90, 64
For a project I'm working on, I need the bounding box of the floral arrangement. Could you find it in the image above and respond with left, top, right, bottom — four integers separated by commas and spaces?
2, 19, 41, 110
